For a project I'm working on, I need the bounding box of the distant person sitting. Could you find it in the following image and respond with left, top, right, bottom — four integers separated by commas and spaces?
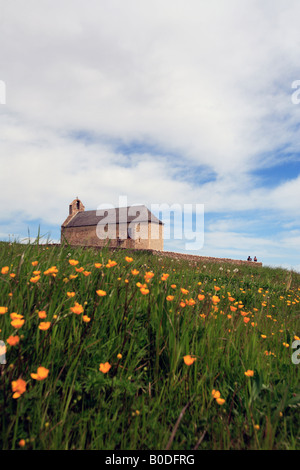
254, 256, 257, 262
247, 256, 252, 261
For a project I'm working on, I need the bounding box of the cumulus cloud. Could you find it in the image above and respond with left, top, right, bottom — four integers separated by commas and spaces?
1, 0, 300, 268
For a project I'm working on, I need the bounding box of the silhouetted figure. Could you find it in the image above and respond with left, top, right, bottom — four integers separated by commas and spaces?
247, 256, 252, 261
254, 256, 257, 262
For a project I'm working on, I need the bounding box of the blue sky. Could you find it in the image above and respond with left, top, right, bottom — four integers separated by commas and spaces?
1, 0, 300, 271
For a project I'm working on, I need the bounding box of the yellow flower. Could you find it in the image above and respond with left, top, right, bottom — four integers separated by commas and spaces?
38, 310, 47, 319
183, 355, 196, 366
69, 259, 79, 266
166, 295, 174, 301
70, 303, 84, 315
99, 362, 111, 373
180, 288, 189, 295
31, 366, 49, 381
38, 322, 51, 330
161, 273, 169, 281
67, 292, 76, 298
125, 256, 133, 263
244, 370, 254, 377
11, 378, 26, 398
75, 267, 84, 272
211, 295, 220, 304
186, 298, 196, 306
254, 424, 260, 430
0, 307, 8, 315
11, 318, 25, 329
140, 287, 149, 295
261, 334, 267, 339
7, 335, 20, 346
94, 263, 102, 268
82, 315, 91, 323
180, 301, 186, 308
144, 271, 154, 280
216, 398, 225, 405
106, 259, 117, 268
30, 275, 41, 283
131, 269, 139, 276
117, 353, 122, 359
44, 266, 58, 276
171, 284, 176, 289
96, 289, 107, 297
212, 389, 221, 399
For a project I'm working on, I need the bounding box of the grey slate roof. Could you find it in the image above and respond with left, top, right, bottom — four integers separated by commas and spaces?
65, 205, 163, 228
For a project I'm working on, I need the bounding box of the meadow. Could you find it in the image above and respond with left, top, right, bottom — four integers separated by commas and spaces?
0, 240, 299, 450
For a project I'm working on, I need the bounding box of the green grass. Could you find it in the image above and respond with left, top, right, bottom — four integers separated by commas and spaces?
0, 240, 299, 450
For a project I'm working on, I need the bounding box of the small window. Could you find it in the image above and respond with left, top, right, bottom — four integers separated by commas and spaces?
104, 224, 108, 233
136, 223, 140, 233
76, 200, 80, 210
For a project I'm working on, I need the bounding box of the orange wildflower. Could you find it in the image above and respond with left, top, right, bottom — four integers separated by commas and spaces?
11, 378, 26, 398
243, 317, 250, 324
106, 259, 117, 268
198, 294, 205, 301
244, 370, 254, 377
211, 295, 220, 304
140, 287, 149, 295
38, 322, 51, 330
144, 271, 154, 280
31, 261, 38, 266
183, 355, 197, 366
99, 362, 111, 373
38, 311, 47, 319
125, 256, 133, 263
67, 292, 76, 298
69, 259, 79, 266
212, 389, 221, 399
75, 267, 84, 272
180, 288, 189, 295
161, 273, 169, 281
96, 289, 107, 297
166, 295, 174, 301
82, 315, 91, 323
216, 398, 225, 405
11, 318, 25, 329
230, 306, 237, 312
70, 303, 84, 315
31, 366, 49, 381
0, 307, 8, 315
94, 263, 102, 268
1, 266, 9, 274
30, 275, 41, 283
131, 269, 139, 276
7, 335, 20, 346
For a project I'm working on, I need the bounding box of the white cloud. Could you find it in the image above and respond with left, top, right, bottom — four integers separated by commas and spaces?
1, 0, 300, 268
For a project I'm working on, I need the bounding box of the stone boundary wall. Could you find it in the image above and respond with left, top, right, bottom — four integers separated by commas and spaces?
48, 243, 262, 267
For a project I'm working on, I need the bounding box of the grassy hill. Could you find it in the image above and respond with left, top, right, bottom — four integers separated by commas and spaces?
0, 240, 299, 450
